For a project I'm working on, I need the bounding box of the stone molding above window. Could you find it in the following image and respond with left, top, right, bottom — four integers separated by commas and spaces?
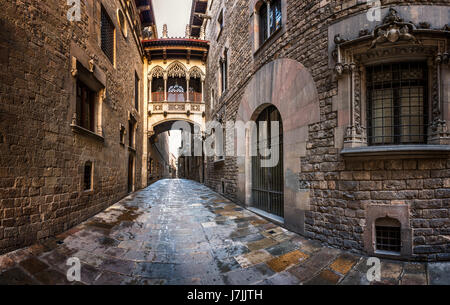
332, 8, 450, 151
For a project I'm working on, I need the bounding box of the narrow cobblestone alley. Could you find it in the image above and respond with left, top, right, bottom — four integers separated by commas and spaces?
0, 179, 449, 285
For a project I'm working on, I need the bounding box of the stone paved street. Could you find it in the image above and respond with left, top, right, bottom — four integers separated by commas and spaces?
0, 179, 449, 285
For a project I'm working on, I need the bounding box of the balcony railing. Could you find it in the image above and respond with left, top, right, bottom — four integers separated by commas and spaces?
167, 92, 187, 102
189, 92, 202, 103
152, 92, 165, 102
151, 92, 202, 103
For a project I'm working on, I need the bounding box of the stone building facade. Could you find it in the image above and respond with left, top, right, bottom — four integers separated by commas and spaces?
204, 0, 450, 261
0, 0, 155, 254
147, 131, 175, 183
142, 24, 209, 185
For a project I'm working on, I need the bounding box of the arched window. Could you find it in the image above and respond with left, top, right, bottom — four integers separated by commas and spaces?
375, 217, 401, 253
84, 161, 93, 191
258, 0, 282, 46
220, 49, 228, 93
259, 2, 268, 44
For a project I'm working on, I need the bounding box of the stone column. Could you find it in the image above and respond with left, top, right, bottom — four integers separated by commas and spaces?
186, 74, 190, 102
149, 76, 153, 103
163, 72, 168, 101
201, 76, 205, 103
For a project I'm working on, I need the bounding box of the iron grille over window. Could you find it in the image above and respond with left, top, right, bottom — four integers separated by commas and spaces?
376, 225, 401, 252
101, 7, 115, 64
367, 62, 428, 145
259, 0, 282, 46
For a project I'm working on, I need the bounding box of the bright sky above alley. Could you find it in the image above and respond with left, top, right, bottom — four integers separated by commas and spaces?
152, 0, 193, 38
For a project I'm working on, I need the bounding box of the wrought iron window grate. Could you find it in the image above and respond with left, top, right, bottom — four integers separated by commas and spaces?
366, 62, 428, 145
251, 106, 284, 218
376, 225, 401, 252
101, 7, 115, 64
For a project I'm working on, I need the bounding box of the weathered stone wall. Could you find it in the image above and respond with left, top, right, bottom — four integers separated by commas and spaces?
0, 0, 145, 254
204, 0, 450, 260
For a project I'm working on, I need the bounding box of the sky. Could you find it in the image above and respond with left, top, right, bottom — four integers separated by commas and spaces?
152, 0, 193, 38
169, 130, 181, 159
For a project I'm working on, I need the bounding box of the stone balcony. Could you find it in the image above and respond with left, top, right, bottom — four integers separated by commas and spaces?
147, 101, 206, 136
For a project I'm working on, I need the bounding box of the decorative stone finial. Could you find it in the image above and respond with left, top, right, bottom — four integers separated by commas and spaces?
162, 24, 168, 38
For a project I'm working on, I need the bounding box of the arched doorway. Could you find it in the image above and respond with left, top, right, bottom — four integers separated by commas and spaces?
251, 105, 284, 217
236, 58, 320, 234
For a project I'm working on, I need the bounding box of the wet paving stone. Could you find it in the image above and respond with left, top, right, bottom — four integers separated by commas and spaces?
266, 241, 299, 256
19, 257, 49, 275
0, 267, 39, 285
329, 253, 359, 275
427, 263, 450, 285
0, 179, 445, 285
266, 250, 309, 272
304, 269, 341, 285
33, 269, 73, 285
223, 263, 275, 285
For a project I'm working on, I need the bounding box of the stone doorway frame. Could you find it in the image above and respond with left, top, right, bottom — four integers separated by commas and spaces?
236, 58, 320, 234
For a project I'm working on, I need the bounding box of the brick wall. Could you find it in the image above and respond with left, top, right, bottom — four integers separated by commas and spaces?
0, 0, 145, 254
204, 0, 450, 260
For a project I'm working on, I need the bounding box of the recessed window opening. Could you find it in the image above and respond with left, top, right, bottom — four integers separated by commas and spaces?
366, 62, 428, 145
375, 217, 401, 253
101, 6, 115, 64
84, 161, 93, 191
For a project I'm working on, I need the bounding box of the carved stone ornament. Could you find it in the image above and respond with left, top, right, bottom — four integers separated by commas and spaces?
189, 66, 203, 79
71, 56, 78, 77
88, 59, 95, 73
332, 8, 449, 147
150, 66, 164, 78
167, 61, 186, 78
369, 8, 420, 49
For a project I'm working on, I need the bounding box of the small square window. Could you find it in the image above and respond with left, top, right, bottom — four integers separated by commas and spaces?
376, 226, 401, 253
